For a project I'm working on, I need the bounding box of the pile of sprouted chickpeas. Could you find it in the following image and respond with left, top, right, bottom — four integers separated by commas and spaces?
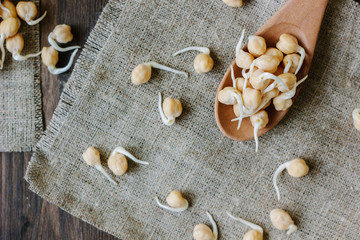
0, 0, 79, 74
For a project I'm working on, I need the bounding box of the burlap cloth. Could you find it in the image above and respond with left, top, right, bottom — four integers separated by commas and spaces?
25, 0, 360, 239
0, 0, 42, 152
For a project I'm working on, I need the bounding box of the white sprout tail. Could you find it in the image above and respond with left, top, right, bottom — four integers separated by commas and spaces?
231, 65, 236, 89
155, 196, 188, 212
158, 92, 175, 126
226, 212, 263, 234
273, 162, 289, 201
287, 224, 298, 235
284, 59, 291, 73
147, 62, 188, 78
173, 46, 210, 56
0, 3, 10, 13
295, 46, 305, 75
235, 29, 246, 57
263, 82, 276, 94
254, 122, 260, 152
259, 72, 289, 92
206, 211, 218, 240
28, 11, 48, 25
111, 146, 149, 165
13, 51, 42, 61
0, 35, 5, 70
48, 33, 81, 52
94, 164, 118, 185
48, 48, 78, 75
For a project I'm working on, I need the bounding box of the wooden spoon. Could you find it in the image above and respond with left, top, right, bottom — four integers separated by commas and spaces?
215, 0, 329, 141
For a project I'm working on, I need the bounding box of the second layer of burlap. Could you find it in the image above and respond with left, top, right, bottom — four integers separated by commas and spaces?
25, 0, 360, 239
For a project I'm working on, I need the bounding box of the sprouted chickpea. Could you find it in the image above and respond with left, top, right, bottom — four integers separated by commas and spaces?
276, 33, 305, 75
243, 88, 261, 111
247, 35, 267, 57
270, 209, 298, 235
193, 211, 218, 240
248, 54, 280, 74
82, 147, 117, 185
227, 212, 263, 240
222, 0, 243, 7
236, 29, 254, 70
6, 33, 41, 61
158, 93, 182, 126
353, 108, 360, 131
218, 84, 244, 129
155, 190, 189, 212
265, 47, 283, 62
41, 46, 78, 75
108, 146, 149, 176
273, 158, 309, 201
250, 110, 269, 152
48, 24, 80, 52
16, 1, 47, 25
283, 53, 300, 74
173, 46, 214, 74
131, 62, 187, 85
0, 17, 20, 69
260, 73, 296, 93
249, 69, 271, 91
236, 76, 251, 92
0, 0, 17, 19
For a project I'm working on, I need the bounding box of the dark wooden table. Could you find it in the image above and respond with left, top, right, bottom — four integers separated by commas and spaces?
0, 0, 117, 239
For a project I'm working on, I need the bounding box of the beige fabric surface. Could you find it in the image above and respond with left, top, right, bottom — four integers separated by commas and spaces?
0, 0, 42, 152
25, 0, 360, 239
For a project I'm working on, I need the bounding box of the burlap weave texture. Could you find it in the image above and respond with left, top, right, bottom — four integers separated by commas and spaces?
0, 0, 42, 152
26, 0, 360, 239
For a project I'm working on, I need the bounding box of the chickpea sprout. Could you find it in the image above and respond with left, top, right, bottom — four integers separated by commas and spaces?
0, 0, 17, 19
273, 158, 309, 201
48, 24, 80, 52
16, 1, 47, 25
6, 33, 41, 61
155, 190, 189, 212
158, 93, 182, 126
265, 47, 283, 62
231, 66, 244, 129
222, 0, 243, 7
193, 211, 218, 240
236, 29, 254, 70
227, 212, 263, 240
259, 72, 295, 93
270, 209, 298, 235
283, 53, 300, 74
82, 147, 117, 185
108, 146, 149, 176
131, 62, 187, 85
248, 54, 280, 74
218, 85, 244, 129
0, 17, 21, 69
41, 46, 78, 75
247, 35, 267, 57
250, 110, 269, 152
353, 108, 360, 131
243, 88, 261, 111
276, 33, 305, 74
173, 46, 214, 73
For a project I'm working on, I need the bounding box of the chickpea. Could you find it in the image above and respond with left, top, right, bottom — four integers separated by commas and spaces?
0, 0, 17, 19
278, 73, 296, 92
353, 108, 360, 131
48, 24, 80, 52
222, 0, 243, 7
173, 46, 214, 74
0, 17, 21, 69
155, 190, 189, 212
107, 146, 148, 176
6, 33, 41, 61
227, 212, 263, 240
265, 47, 283, 62
276, 33, 305, 74
283, 53, 300, 74
131, 62, 187, 85
273, 158, 309, 200
82, 147, 117, 185
16, 1, 47, 25
41, 46, 78, 75
218, 87, 239, 105
258, 72, 294, 93
250, 110, 269, 152
193, 211, 218, 240
249, 69, 271, 91
270, 209, 298, 235
243, 88, 261, 110
158, 93, 182, 126
273, 95, 292, 111
250, 55, 280, 73
247, 35, 267, 57
236, 77, 251, 92
236, 29, 254, 69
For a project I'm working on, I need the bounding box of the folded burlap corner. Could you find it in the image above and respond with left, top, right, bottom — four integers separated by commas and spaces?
0, 0, 42, 152
26, 0, 360, 239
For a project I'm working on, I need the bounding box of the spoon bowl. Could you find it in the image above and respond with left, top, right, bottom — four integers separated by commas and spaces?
215, 0, 329, 141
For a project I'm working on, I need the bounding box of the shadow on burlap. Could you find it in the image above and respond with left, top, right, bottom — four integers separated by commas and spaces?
25, 0, 360, 239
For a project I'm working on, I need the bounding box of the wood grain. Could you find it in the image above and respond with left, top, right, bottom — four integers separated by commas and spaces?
1, 0, 360, 239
